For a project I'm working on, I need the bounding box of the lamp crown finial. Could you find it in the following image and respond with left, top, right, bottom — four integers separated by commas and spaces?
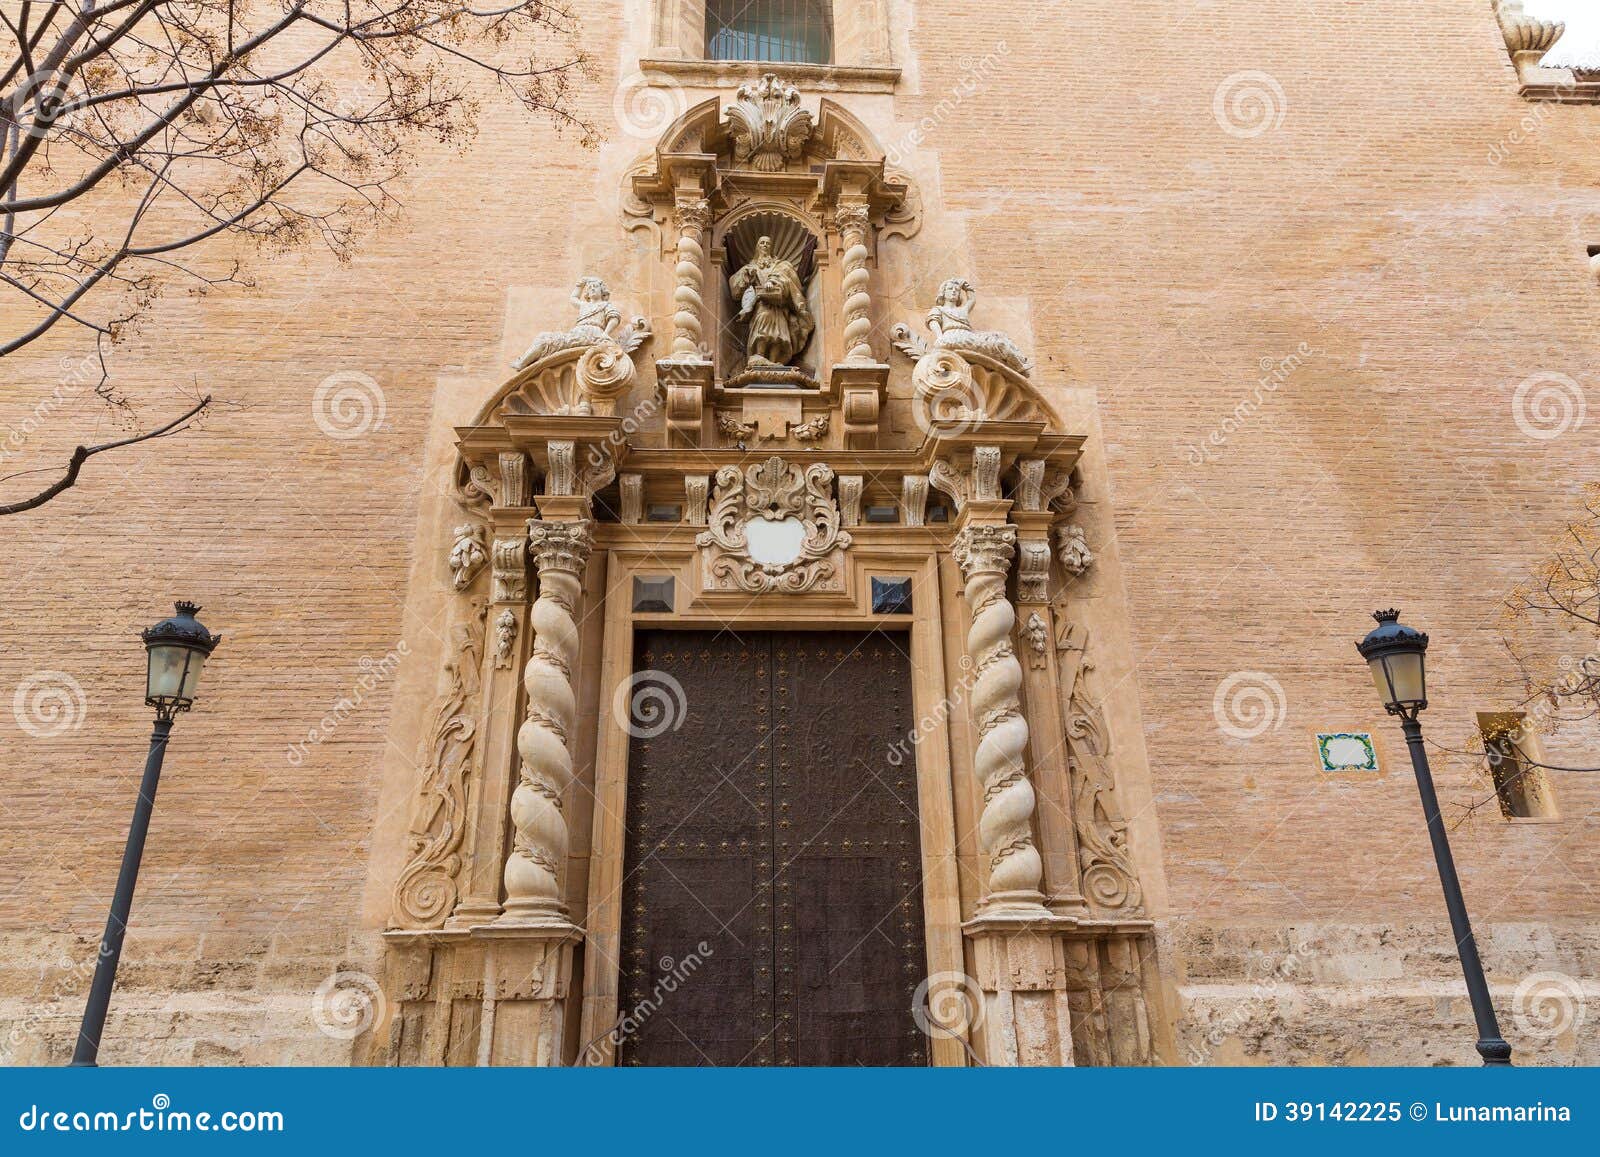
1373, 608, 1400, 624
175, 600, 201, 616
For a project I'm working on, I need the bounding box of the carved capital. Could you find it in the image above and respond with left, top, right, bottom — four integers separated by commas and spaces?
952, 523, 1017, 579
527, 519, 593, 577
673, 195, 712, 235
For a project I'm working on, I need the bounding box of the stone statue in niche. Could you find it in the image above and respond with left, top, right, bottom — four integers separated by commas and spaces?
511, 276, 648, 370
892, 278, 1033, 377
729, 236, 814, 370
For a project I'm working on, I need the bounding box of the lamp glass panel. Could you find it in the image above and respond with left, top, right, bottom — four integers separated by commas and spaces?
178, 650, 206, 702
1384, 650, 1425, 704
147, 644, 190, 700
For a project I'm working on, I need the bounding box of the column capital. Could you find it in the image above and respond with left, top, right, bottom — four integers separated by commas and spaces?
952, 522, 1017, 579
527, 518, 593, 576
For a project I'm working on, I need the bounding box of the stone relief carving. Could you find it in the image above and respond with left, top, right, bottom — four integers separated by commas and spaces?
1057, 523, 1095, 578
696, 457, 850, 594
838, 475, 863, 526
1057, 621, 1143, 914
493, 609, 517, 670
1023, 612, 1049, 669
717, 413, 756, 442
724, 73, 814, 172
512, 277, 650, 371
891, 278, 1033, 377
449, 524, 488, 591
791, 413, 829, 442
928, 446, 1002, 513
393, 604, 485, 928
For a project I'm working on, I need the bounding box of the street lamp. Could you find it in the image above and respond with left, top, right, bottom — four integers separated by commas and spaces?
1356, 609, 1512, 1066
71, 601, 220, 1067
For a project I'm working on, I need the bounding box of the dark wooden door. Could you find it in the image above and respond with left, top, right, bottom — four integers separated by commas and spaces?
617, 630, 928, 1066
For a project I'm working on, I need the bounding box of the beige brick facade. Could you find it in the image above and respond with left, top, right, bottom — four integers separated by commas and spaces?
2, 1, 1596, 1066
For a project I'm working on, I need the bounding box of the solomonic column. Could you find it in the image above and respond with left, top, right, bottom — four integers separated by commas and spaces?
499, 517, 592, 925
951, 513, 1077, 1066
951, 522, 1049, 913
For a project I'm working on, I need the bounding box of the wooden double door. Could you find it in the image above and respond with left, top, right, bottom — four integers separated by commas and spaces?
617, 629, 929, 1066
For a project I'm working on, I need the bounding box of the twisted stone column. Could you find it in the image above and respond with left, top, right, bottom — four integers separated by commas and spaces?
837, 201, 874, 363
952, 523, 1047, 911
671, 197, 710, 359
499, 518, 592, 925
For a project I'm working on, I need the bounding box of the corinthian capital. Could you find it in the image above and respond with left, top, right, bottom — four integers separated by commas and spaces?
952, 523, 1017, 579
527, 519, 593, 576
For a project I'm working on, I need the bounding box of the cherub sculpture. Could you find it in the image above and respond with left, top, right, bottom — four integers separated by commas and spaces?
891, 278, 1033, 376
512, 277, 649, 370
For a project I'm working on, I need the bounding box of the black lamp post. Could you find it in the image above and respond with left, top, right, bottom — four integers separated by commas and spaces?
1356, 609, 1511, 1066
71, 601, 220, 1067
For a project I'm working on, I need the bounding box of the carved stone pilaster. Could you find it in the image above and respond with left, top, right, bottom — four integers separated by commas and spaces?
619, 474, 643, 525
951, 523, 1047, 913
491, 537, 528, 604
685, 475, 709, 525
545, 441, 577, 497
1016, 537, 1051, 604
838, 475, 863, 526
671, 197, 711, 358
499, 519, 593, 926
498, 451, 531, 508
901, 474, 928, 527
837, 200, 874, 363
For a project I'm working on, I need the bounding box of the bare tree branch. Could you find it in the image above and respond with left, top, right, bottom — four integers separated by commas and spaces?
0, 393, 210, 515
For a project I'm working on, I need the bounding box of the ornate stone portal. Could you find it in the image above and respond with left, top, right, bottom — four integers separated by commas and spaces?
375, 74, 1165, 1069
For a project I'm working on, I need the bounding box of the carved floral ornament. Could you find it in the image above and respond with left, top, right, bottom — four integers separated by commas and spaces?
696, 457, 850, 594
723, 74, 815, 172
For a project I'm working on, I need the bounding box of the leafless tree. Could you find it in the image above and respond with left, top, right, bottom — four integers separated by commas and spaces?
0, 0, 592, 513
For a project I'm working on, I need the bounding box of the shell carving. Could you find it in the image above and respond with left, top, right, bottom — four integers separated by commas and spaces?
724, 74, 814, 172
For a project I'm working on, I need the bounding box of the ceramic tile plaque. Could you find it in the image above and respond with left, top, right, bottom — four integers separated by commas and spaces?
1316, 732, 1380, 774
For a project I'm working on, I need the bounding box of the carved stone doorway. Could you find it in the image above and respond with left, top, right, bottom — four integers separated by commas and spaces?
617, 629, 928, 1066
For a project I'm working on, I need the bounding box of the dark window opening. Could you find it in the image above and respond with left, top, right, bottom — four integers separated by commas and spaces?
707, 0, 833, 64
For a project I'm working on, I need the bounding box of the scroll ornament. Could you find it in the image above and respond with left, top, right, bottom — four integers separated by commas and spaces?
392, 605, 485, 927
697, 457, 850, 594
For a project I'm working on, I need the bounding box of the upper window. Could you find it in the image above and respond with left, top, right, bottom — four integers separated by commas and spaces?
706, 0, 833, 64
